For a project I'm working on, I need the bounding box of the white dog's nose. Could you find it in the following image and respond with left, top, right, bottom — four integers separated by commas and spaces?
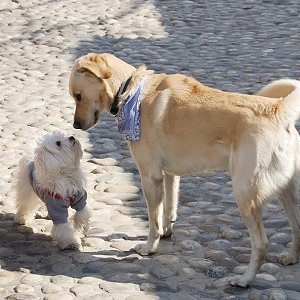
69, 136, 75, 143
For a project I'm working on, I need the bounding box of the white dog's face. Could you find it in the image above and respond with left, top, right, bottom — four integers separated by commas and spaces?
34, 132, 83, 178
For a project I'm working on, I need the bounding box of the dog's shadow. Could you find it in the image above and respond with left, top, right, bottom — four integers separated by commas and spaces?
2, 210, 182, 293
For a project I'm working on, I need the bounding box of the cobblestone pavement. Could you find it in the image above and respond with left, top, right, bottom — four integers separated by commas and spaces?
1, 0, 300, 299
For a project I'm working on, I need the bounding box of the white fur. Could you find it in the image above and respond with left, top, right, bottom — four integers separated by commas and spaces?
14, 132, 92, 250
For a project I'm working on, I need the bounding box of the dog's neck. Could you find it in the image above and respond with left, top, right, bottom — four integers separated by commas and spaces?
32, 163, 86, 198
42, 188, 77, 202
107, 66, 155, 117
44, 173, 84, 197
109, 76, 132, 116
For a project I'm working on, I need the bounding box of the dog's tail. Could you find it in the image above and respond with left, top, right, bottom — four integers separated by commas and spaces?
15, 157, 32, 188
256, 78, 300, 123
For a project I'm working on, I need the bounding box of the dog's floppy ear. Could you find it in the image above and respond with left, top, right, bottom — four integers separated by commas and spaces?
78, 53, 112, 79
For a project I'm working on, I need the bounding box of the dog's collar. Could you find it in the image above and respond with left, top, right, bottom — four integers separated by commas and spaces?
42, 189, 77, 203
109, 76, 132, 116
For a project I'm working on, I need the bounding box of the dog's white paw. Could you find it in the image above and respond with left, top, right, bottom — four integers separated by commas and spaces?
73, 205, 92, 236
51, 223, 83, 251
134, 242, 157, 256
57, 234, 82, 251
14, 214, 31, 225
60, 242, 82, 251
278, 251, 299, 265
228, 275, 253, 288
162, 224, 173, 238
14, 218, 26, 225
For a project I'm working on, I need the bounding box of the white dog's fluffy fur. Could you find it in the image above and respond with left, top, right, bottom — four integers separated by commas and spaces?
14, 132, 92, 250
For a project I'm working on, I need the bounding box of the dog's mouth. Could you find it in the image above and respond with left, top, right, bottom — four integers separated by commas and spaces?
73, 110, 100, 131
44, 146, 53, 154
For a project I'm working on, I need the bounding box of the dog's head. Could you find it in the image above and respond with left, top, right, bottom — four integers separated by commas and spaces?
34, 132, 83, 182
69, 53, 136, 131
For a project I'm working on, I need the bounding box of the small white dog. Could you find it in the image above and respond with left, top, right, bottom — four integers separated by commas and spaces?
14, 132, 92, 250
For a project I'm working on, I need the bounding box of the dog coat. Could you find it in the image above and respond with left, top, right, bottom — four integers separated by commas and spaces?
28, 162, 87, 224
118, 78, 146, 141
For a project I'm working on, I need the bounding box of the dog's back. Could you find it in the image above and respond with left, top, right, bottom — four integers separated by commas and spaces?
135, 75, 300, 287
137, 75, 300, 177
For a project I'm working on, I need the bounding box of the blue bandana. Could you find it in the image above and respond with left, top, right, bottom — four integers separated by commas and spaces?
118, 78, 145, 141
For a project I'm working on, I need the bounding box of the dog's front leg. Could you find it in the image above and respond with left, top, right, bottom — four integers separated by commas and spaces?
73, 205, 93, 236
134, 174, 164, 255
163, 174, 180, 237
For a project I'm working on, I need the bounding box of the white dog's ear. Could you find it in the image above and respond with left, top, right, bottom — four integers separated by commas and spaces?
78, 53, 112, 79
34, 147, 48, 173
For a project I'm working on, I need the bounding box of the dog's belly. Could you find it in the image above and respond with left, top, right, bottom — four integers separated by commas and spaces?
129, 130, 232, 177
160, 147, 230, 176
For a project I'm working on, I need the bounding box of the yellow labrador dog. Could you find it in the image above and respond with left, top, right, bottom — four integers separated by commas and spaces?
69, 53, 300, 287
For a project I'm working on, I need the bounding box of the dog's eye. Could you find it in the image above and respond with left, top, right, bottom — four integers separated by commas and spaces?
75, 94, 81, 101
56, 141, 61, 147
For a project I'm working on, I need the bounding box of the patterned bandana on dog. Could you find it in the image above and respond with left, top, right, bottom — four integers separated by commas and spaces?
118, 77, 146, 141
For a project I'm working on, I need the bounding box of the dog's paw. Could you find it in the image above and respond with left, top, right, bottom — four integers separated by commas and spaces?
80, 221, 90, 237
228, 275, 253, 288
134, 242, 156, 256
14, 215, 29, 225
73, 206, 92, 236
162, 228, 172, 238
60, 242, 82, 251
278, 251, 299, 265
14, 219, 26, 225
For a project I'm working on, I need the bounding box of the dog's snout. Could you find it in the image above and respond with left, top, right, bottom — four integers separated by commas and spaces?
69, 136, 75, 142
73, 122, 81, 129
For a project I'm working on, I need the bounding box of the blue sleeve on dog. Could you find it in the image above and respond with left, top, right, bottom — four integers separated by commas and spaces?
71, 189, 87, 212
45, 198, 69, 224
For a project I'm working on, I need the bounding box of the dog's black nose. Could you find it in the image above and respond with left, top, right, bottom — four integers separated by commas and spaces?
69, 136, 75, 142
73, 122, 81, 129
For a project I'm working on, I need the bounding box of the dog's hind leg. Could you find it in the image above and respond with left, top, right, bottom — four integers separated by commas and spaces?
228, 185, 268, 287
277, 178, 300, 265
162, 173, 180, 237
134, 169, 164, 256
